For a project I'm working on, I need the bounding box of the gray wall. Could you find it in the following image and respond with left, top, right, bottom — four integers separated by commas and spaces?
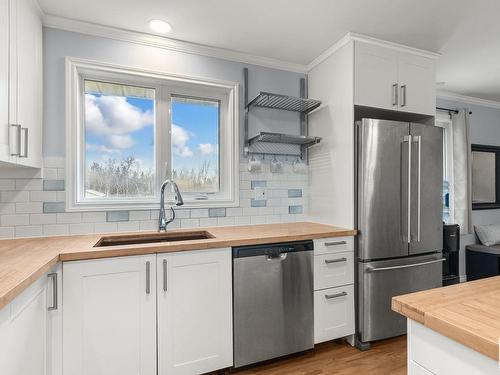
43, 27, 305, 158
437, 97, 500, 278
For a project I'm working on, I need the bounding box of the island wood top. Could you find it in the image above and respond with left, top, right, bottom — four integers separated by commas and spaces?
392, 276, 500, 361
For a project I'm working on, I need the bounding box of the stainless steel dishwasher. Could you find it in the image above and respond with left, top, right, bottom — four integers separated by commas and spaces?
233, 240, 314, 368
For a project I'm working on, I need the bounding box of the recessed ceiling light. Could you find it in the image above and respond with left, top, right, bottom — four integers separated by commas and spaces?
148, 19, 172, 34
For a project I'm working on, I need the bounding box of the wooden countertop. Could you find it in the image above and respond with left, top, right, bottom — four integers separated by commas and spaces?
392, 276, 500, 361
0, 222, 355, 311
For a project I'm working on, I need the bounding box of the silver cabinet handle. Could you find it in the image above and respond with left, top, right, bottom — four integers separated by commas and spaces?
48, 273, 58, 310
366, 258, 445, 272
324, 257, 347, 264
145, 261, 151, 294
20, 127, 28, 158
163, 259, 168, 292
413, 135, 422, 242
325, 291, 347, 300
403, 135, 412, 243
392, 83, 398, 106
9, 124, 21, 156
324, 241, 347, 247
401, 85, 407, 107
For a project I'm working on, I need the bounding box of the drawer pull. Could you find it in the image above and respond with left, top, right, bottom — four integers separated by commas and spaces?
324, 257, 347, 264
325, 291, 347, 300
47, 273, 58, 311
324, 240, 347, 247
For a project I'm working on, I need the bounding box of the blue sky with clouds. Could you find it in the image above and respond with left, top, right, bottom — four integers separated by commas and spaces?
85, 92, 219, 177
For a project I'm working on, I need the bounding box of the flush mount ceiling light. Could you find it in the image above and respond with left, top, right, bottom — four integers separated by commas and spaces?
148, 19, 172, 34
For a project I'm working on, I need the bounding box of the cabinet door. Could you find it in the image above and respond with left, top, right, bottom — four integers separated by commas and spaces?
2, 275, 48, 375
0, 0, 14, 163
47, 264, 62, 375
314, 284, 354, 344
398, 53, 435, 116
158, 248, 233, 375
63, 255, 157, 375
354, 41, 399, 111
13, 0, 42, 168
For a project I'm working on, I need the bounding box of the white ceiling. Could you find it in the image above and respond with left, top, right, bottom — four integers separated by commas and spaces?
39, 0, 500, 101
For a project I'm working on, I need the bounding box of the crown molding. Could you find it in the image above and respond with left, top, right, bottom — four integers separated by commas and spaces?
43, 15, 308, 74
307, 32, 440, 72
437, 90, 500, 110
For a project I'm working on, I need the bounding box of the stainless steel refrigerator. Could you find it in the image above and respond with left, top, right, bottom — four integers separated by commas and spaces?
356, 118, 444, 345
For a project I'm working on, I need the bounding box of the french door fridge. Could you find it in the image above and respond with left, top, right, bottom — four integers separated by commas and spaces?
356, 118, 444, 344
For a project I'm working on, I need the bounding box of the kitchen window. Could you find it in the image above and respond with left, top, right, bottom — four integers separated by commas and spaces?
436, 112, 454, 223
66, 58, 239, 211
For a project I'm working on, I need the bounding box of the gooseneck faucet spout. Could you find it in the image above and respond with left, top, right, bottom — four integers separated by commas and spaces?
159, 179, 184, 232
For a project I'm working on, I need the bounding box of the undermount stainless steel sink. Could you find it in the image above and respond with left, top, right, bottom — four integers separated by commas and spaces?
94, 230, 215, 247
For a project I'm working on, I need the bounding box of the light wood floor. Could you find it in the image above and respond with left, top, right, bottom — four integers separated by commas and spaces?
233, 336, 407, 375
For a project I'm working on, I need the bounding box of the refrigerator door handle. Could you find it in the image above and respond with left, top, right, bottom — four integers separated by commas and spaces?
366, 258, 444, 272
413, 135, 422, 242
403, 135, 412, 243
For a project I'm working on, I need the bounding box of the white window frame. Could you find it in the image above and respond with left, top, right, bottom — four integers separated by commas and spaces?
65, 57, 239, 211
436, 111, 455, 223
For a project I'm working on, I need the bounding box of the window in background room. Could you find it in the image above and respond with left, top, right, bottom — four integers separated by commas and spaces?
170, 96, 220, 195
84, 80, 156, 200
436, 112, 454, 223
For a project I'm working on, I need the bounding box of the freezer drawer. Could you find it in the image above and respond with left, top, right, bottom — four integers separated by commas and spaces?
358, 254, 443, 342
314, 251, 354, 290
314, 284, 355, 344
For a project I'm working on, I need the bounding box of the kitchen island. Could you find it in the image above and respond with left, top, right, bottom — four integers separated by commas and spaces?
392, 276, 500, 374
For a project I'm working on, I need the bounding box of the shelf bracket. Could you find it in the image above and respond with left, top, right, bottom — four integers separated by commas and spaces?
243, 67, 249, 157
300, 77, 307, 161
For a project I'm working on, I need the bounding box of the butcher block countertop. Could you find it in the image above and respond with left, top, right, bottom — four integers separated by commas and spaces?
0, 222, 355, 311
392, 276, 500, 361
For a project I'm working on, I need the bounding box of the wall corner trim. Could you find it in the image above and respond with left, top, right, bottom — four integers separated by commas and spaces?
437, 90, 500, 110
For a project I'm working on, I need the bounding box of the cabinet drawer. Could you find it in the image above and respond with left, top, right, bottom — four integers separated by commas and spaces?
314, 251, 354, 290
314, 285, 354, 344
314, 237, 354, 255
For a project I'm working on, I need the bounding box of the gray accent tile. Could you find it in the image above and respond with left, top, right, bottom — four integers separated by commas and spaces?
208, 208, 226, 217
251, 199, 267, 207
43, 202, 65, 213
288, 189, 303, 198
288, 205, 303, 214
251, 180, 267, 189
106, 211, 130, 222
43, 180, 65, 191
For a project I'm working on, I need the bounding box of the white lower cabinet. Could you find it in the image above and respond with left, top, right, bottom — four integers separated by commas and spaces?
313, 237, 355, 344
63, 254, 157, 375
314, 284, 355, 344
62, 248, 232, 375
157, 248, 233, 375
0, 265, 59, 375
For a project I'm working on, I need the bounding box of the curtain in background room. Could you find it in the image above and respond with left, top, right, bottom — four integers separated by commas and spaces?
452, 109, 473, 234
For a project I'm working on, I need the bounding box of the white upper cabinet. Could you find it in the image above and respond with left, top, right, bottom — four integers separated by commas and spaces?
157, 248, 233, 375
354, 42, 399, 111
0, 0, 42, 168
397, 53, 436, 115
63, 255, 157, 375
354, 41, 436, 116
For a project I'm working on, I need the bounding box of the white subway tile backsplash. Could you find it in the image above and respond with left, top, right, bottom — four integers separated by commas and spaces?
1, 214, 30, 226
56, 213, 82, 224
30, 213, 57, 225
15, 202, 43, 214
16, 226, 43, 238
0, 158, 309, 238
43, 224, 69, 236
2, 191, 30, 203
69, 223, 94, 235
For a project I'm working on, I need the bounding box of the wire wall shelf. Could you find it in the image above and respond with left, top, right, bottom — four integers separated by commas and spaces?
246, 92, 321, 114
248, 132, 322, 148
